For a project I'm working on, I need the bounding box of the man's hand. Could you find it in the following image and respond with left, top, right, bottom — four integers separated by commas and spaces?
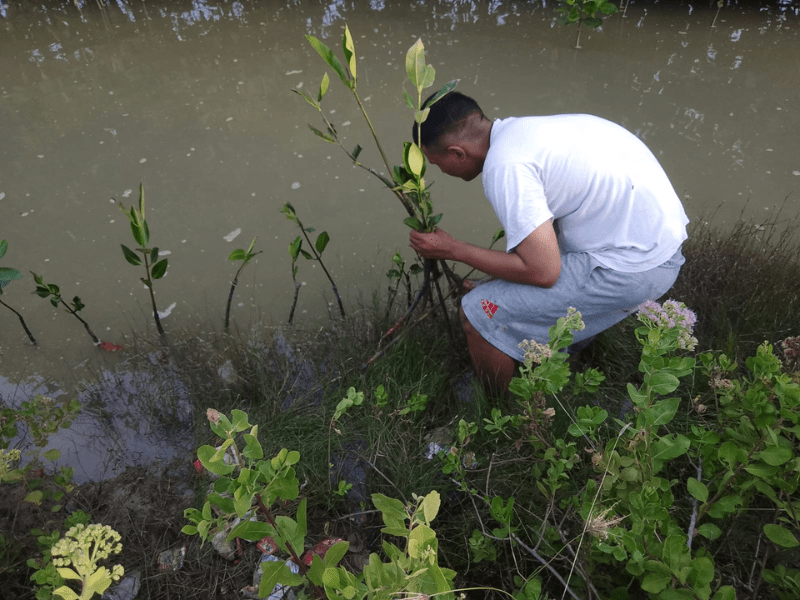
409, 228, 457, 261
408, 220, 561, 288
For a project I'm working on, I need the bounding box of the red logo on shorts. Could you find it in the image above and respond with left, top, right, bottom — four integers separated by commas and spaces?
481, 299, 498, 319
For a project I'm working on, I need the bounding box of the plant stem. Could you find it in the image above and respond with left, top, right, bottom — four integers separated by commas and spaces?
225, 261, 249, 331
58, 299, 99, 344
0, 298, 37, 346
142, 254, 165, 337
288, 278, 301, 325
298, 225, 345, 318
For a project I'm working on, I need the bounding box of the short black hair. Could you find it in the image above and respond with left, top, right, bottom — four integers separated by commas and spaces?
412, 91, 485, 150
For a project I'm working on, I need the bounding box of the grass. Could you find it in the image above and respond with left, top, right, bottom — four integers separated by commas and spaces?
2, 213, 800, 599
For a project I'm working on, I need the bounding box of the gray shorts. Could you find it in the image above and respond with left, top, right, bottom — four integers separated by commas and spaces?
461, 248, 685, 361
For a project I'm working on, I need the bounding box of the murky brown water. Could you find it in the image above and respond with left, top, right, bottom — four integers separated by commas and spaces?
2, 0, 799, 393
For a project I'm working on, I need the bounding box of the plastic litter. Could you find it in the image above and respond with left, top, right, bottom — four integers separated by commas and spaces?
101, 570, 140, 600
241, 555, 300, 600
211, 527, 237, 561
157, 545, 185, 571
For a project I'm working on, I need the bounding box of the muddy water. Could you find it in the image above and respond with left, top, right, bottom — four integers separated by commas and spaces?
1, 2, 799, 407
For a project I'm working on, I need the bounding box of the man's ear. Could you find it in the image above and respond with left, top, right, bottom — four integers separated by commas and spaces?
447, 145, 467, 161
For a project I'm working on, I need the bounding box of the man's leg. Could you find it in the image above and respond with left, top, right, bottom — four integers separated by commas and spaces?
460, 305, 517, 391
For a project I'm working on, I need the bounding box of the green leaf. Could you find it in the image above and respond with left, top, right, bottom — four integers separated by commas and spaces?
647, 371, 680, 396
422, 490, 441, 523
758, 445, 793, 466
149, 247, 159, 265
0, 267, 22, 289
289, 237, 302, 262
403, 217, 422, 231
324, 541, 350, 567
229, 519, 274, 542
121, 244, 142, 266
53, 586, 80, 600
151, 259, 168, 280
0, 239, 7, 260
406, 143, 425, 177
414, 108, 430, 124
421, 64, 436, 89
228, 249, 247, 262
342, 24, 356, 81
315, 231, 330, 254
646, 397, 680, 427
352, 144, 363, 161
292, 88, 319, 109
764, 523, 800, 548
491, 228, 505, 245
308, 124, 335, 143
318, 71, 330, 102
426, 79, 459, 108
405, 38, 426, 89
130, 219, 146, 247
43, 449, 61, 461
197, 445, 236, 476
697, 523, 721, 540
305, 35, 350, 88
687, 477, 708, 502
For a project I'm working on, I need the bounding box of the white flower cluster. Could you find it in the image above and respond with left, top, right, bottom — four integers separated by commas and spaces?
51, 523, 124, 581
519, 338, 553, 365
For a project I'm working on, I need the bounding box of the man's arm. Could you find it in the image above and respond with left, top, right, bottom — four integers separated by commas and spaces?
409, 219, 561, 288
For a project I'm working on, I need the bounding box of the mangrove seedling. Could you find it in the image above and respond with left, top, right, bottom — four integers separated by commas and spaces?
556, 0, 618, 48
295, 28, 461, 351
0, 239, 37, 345
281, 202, 344, 323
385, 252, 423, 317
116, 183, 169, 337
31, 273, 100, 345
225, 236, 261, 331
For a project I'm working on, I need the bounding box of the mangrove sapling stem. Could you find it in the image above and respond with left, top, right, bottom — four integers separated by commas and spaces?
225, 249, 262, 331
297, 223, 345, 319
58, 298, 100, 344
141, 253, 165, 337
686, 456, 703, 549
0, 298, 37, 346
288, 278, 301, 325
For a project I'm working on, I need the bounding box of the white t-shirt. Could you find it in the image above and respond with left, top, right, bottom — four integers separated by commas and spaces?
482, 115, 689, 273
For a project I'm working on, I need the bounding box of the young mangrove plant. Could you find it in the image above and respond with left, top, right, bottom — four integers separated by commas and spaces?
225, 236, 260, 331
31, 273, 100, 345
184, 408, 457, 600
281, 202, 344, 323
294, 27, 460, 348
0, 239, 37, 346
556, 0, 618, 48
116, 183, 169, 337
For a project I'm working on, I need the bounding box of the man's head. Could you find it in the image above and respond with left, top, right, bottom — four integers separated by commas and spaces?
412, 91, 491, 181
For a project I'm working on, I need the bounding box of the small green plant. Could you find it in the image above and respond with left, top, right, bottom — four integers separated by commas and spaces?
384, 253, 423, 317
28, 511, 92, 600
48, 523, 124, 600
31, 273, 99, 345
225, 236, 260, 331
116, 183, 169, 337
0, 239, 37, 345
556, 0, 618, 48
281, 202, 345, 323
184, 408, 456, 600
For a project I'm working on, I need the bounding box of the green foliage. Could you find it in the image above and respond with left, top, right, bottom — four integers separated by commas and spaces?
295, 27, 456, 233
281, 202, 344, 323
117, 183, 168, 336
384, 252, 423, 317
225, 236, 260, 331
0, 239, 23, 293
30, 272, 98, 344
185, 408, 455, 600
439, 301, 800, 599
48, 523, 124, 600
556, 0, 618, 48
